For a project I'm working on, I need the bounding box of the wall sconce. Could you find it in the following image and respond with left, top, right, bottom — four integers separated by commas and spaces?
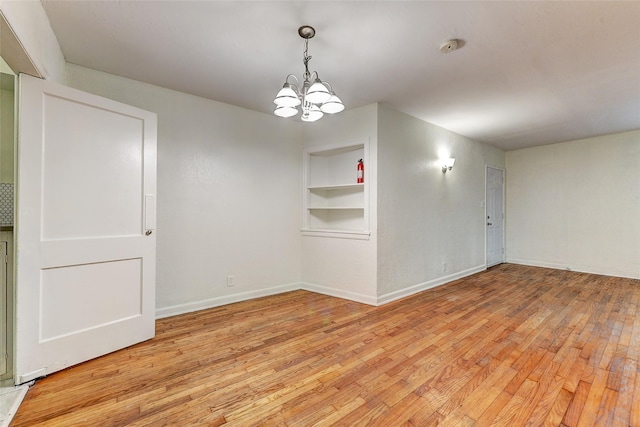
442, 157, 455, 173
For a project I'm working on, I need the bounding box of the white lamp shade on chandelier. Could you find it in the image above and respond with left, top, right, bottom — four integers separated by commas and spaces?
274, 105, 299, 118
273, 26, 344, 122
305, 79, 332, 104
274, 84, 301, 108
319, 94, 345, 114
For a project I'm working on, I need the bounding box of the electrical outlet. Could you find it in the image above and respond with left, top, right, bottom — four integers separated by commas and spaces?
442, 262, 447, 272
227, 275, 235, 287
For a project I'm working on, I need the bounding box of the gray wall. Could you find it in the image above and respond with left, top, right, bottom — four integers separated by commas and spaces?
377, 104, 505, 300
506, 130, 640, 278
66, 64, 304, 315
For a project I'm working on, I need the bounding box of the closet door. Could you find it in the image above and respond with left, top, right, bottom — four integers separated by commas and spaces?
15, 74, 157, 384
486, 166, 505, 268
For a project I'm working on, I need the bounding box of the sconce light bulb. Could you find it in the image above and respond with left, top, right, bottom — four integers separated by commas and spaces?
442, 157, 455, 173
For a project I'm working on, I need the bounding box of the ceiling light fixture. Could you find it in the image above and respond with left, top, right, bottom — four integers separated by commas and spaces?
273, 26, 344, 122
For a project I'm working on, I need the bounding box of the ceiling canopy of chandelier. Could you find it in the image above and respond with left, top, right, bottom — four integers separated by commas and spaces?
273, 26, 345, 122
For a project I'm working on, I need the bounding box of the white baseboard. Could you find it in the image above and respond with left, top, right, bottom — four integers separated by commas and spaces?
506, 258, 572, 272
377, 265, 486, 306
155, 282, 301, 319
300, 282, 378, 306
156, 265, 491, 319
506, 258, 639, 280
155, 281, 375, 320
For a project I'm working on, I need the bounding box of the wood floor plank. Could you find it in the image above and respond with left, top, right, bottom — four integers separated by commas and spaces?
309, 396, 367, 427
10, 264, 640, 426
630, 357, 640, 427
525, 374, 566, 426
563, 380, 591, 427
576, 367, 610, 426
544, 387, 574, 427
490, 378, 539, 426
474, 390, 512, 426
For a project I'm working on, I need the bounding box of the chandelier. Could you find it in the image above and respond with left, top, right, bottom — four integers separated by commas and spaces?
273, 26, 344, 122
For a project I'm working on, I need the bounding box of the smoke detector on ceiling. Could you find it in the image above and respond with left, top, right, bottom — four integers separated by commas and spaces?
440, 39, 458, 53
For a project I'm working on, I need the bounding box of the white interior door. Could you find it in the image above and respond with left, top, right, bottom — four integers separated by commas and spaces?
15, 74, 157, 384
486, 166, 504, 267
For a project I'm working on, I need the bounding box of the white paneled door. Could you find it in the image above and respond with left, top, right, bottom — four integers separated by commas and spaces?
486, 166, 505, 268
15, 75, 157, 384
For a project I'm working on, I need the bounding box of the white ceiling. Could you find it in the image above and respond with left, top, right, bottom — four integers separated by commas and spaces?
41, 1, 640, 151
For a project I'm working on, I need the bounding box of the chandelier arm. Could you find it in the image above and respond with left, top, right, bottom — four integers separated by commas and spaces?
283, 74, 302, 98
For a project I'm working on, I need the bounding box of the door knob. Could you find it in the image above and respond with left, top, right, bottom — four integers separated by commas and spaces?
145, 230, 153, 236
487, 222, 493, 226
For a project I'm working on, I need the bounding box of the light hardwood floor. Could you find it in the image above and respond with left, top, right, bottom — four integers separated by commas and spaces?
11, 264, 640, 426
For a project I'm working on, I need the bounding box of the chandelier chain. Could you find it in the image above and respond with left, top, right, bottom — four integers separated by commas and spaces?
303, 38, 312, 82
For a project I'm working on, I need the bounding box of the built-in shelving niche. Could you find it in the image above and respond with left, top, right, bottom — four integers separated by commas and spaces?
302, 141, 369, 239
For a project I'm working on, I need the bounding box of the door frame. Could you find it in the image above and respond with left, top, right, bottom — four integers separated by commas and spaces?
1, 9, 42, 386
485, 165, 505, 268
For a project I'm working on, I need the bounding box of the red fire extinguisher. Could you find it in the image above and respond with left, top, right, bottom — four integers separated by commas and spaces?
357, 159, 364, 183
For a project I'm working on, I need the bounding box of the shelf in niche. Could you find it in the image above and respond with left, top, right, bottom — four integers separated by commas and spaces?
301, 228, 370, 240
307, 183, 364, 191
307, 207, 364, 210
308, 145, 363, 157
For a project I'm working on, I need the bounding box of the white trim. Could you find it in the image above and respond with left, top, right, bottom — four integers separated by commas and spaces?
155, 282, 300, 319
156, 265, 492, 320
300, 282, 377, 306
156, 281, 377, 320
377, 265, 486, 306
506, 258, 640, 280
